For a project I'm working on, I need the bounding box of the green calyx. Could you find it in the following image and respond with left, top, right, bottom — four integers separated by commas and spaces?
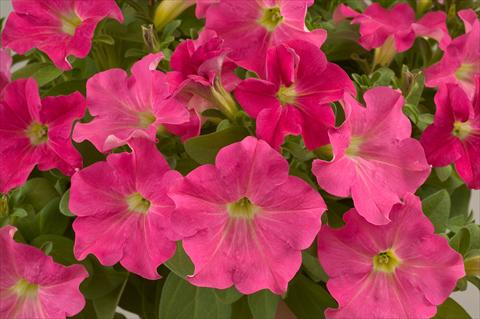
373, 249, 401, 273
227, 197, 259, 219
61, 12, 82, 36
276, 85, 297, 106
25, 122, 48, 146
452, 121, 472, 140
126, 192, 151, 214
11, 279, 39, 298
259, 7, 283, 32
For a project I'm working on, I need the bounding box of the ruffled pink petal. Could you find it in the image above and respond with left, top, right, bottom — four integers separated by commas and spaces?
420, 124, 464, 166
0, 49, 12, 92
266, 43, 297, 87
455, 137, 480, 189
74, 0, 124, 22
412, 11, 451, 49
234, 78, 279, 117
300, 103, 335, 150
256, 106, 303, 150
332, 4, 360, 23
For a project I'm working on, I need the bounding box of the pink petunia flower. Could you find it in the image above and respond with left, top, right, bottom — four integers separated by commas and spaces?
312, 87, 431, 225
2, 0, 123, 71
0, 48, 12, 93
169, 136, 326, 294
0, 79, 85, 194
335, 3, 451, 51
334, 3, 450, 65
165, 30, 239, 140
420, 77, 480, 189
70, 138, 180, 280
0, 225, 88, 319
234, 39, 354, 150
317, 194, 465, 319
424, 9, 480, 99
73, 53, 189, 152
205, 0, 326, 75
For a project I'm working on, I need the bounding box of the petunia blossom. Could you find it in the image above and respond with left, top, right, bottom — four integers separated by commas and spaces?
334, 3, 450, 65
205, 0, 326, 75
2, 0, 124, 70
165, 30, 239, 140
73, 53, 189, 152
312, 87, 431, 225
317, 194, 465, 319
420, 77, 480, 189
169, 136, 326, 294
234, 39, 354, 150
70, 138, 180, 280
424, 9, 480, 99
0, 79, 85, 194
0, 48, 12, 93
0, 225, 88, 319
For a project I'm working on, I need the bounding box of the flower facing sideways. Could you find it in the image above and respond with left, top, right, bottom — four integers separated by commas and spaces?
334, 3, 451, 66
420, 77, 480, 189
317, 194, 465, 319
2, 0, 124, 70
424, 9, 480, 99
312, 87, 431, 225
169, 136, 326, 294
73, 53, 189, 152
165, 30, 239, 140
205, 0, 326, 75
0, 225, 88, 319
0, 79, 85, 194
70, 138, 180, 280
235, 39, 354, 150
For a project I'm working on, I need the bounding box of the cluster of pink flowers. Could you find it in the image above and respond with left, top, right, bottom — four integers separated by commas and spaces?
0, 0, 478, 318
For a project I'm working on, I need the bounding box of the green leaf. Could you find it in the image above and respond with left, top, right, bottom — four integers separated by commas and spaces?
16, 178, 59, 211
12, 62, 63, 87
81, 262, 129, 300
93, 273, 129, 319
159, 272, 231, 319
184, 126, 249, 164
435, 166, 452, 182
433, 298, 471, 319
450, 185, 471, 218
215, 287, 243, 304
450, 227, 471, 255
59, 190, 75, 217
285, 274, 337, 319
247, 290, 280, 319
165, 241, 194, 278
45, 80, 86, 96
422, 190, 450, 233
31, 234, 77, 266
370, 67, 395, 86
302, 252, 329, 282
94, 34, 115, 45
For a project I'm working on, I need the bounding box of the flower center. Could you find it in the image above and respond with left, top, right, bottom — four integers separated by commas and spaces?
60, 12, 82, 36
345, 136, 363, 157
452, 121, 472, 140
276, 85, 297, 106
227, 197, 258, 219
25, 122, 48, 146
259, 7, 283, 32
455, 63, 476, 83
373, 249, 401, 273
11, 279, 39, 298
138, 111, 156, 128
126, 192, 151, 214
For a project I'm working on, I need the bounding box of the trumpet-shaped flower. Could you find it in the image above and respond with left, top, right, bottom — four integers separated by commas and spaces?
334, 3, 450, 65
0, 79, 85, 194
0, 225, 88, 319
205, 0, 326, 75
169, 136, 326, 294
0, 48, 12, 93
317, 194, 465, 319
312, 87, 431, 225
2, 0, 123, 70
165, 30, 239, 140
73, 53, 189, 152
425, 9, 480, 99
235, 40, 354, 150
70, 138, 180, 279
420, 78, 480, 189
